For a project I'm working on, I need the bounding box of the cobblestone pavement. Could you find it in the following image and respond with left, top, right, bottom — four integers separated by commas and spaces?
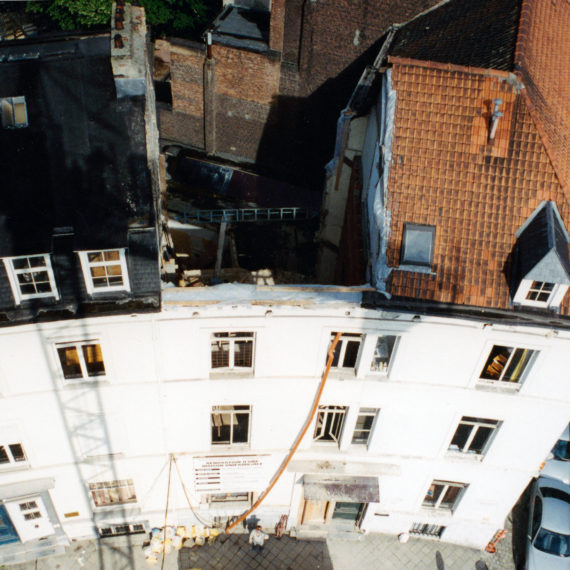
7, 519, 517, 570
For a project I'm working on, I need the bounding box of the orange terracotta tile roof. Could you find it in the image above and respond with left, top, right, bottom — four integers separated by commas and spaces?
514, 0, 570, 192
384, 56, 570, 313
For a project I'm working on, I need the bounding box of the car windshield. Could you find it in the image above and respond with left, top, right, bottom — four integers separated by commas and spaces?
552, 439, 570, 461
534, 528, 570, 557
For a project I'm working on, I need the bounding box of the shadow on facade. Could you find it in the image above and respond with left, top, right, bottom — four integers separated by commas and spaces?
255, 35, 387, 191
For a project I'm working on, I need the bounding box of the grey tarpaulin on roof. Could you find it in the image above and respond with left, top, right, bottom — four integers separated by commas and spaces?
303, 475, 379, 502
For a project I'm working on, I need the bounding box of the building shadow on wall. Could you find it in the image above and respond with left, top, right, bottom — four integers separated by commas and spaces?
255, 35, 386, 192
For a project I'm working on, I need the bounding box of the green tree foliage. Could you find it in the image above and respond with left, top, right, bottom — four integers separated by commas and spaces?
26, 0, 211, 36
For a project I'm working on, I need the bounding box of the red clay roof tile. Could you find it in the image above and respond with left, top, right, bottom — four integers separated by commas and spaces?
384, 57, 569, 313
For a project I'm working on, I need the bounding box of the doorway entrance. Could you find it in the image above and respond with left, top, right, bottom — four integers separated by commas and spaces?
300, 499, 366, 528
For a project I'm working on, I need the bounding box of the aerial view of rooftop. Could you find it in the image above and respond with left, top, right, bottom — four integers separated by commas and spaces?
0, 0, 568, 568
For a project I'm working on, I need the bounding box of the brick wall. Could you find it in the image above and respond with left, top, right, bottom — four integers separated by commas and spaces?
213, 44, 280, 106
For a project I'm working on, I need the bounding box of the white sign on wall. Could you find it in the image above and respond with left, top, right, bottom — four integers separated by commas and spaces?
193, 455, 271, 493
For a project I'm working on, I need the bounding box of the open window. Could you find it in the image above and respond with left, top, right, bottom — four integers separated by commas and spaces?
328, 333, 362, 371
211, 405, 251, 446
422, 480, 467, 511
479, 345, 537, 385
56, 341, 106, 381
448, 416, 500, 457
1, 96, 28, 129
313, 405, 347, 444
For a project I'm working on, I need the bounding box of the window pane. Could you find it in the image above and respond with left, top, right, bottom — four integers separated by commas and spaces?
450, 423, 471, 451
211, 413, 231, 444
88, 252, 104, 263
28, 256, 46, 268
104, 251, 120, 262
0, 446, 8, 464
211, 341, 230, 368
468, 427, 493, 454
423, 483, 442, 507
503, 348, 535, 382
8, 444, 25, 462
343, 340, 360, 368
83, 344, 105, 376
234, 340, 252, 367
232, 412, 249, 443
331, 341, 341, 367
371, 336, 396, 372
441, 485, 461, 509
12, 258, 30, 270
480, 346, 512, 380
58, 347, 83, 379
107, 265, 123, 276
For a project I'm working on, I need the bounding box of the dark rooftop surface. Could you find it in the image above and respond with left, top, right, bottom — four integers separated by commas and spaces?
0, 34, 153, 258
211, 5, 269, 51
390, 0, 521, 71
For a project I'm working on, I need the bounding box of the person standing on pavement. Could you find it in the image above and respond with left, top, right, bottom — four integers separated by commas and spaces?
249, 524, 269, 554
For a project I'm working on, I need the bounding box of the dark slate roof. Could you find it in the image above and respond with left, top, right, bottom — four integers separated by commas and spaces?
390, 0, 521, 71
514, 201, 570, 286
211, 5, 269, 52
0, 34, 153, 257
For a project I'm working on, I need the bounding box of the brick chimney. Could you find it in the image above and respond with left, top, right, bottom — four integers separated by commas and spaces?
269, 0, 285, 53
111, 2, 147, 98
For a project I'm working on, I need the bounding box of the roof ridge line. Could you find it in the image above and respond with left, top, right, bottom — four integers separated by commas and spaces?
513, 0, 532, 75
387, 56, 521, 83
520, 89, 569, 194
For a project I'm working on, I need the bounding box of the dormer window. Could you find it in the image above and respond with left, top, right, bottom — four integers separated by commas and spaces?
78, 249, 130, 294
512, 202, 570, 311
2, 254, 59, 305
1, 96, 28, 129
401, 223, 435, 268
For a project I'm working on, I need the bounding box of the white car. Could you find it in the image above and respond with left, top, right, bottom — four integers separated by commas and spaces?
541, 423, 570, 485
526, 477, 570, 569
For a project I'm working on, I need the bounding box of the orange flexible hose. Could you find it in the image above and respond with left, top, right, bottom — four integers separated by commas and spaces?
225, 332, 342, 533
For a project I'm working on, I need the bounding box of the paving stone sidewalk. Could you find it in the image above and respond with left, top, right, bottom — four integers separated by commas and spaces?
6, 522, 515, 570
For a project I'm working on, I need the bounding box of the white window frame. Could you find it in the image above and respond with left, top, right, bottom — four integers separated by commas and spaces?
211, 405, 251, 446
422, 480, 467, 512
77, 249, 130, 294
447, 416, 500, 457
369, 335, 399, 374
55, 340, 106, 381
210, 332, 255, 372
89, 479, 137, 508
329, 333, 363, 371
351, 408, 379, 446
478, 344, 538, 387
2, 254, 59, 305
1, 96, 28, 128
313, 405, 347, 444
514, 278, 568, 309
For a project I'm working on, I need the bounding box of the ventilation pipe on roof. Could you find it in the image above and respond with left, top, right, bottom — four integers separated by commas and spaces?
488, 98, 503, 142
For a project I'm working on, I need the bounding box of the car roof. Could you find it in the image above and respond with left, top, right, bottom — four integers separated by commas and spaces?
540, 496, 570, 535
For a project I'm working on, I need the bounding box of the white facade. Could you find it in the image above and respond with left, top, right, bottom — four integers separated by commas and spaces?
1, 286, 569, 559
